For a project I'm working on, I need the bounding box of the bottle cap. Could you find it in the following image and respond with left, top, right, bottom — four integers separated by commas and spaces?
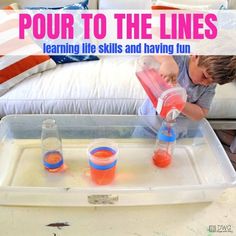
157, 125, 176, 142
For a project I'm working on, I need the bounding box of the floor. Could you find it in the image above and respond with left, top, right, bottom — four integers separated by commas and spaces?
214, 129, 236, 170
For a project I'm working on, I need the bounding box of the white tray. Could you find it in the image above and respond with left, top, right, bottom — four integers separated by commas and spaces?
0, 115, 235, 206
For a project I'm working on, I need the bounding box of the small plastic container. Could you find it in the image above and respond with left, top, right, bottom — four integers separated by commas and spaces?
153, 120, 176, 168
136, 56, 187, 120
88, 139, 118, 185
41, 119, 65, 172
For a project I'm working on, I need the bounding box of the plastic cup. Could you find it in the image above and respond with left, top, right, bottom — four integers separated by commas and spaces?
87, 139, 118, 185
43, 150, 65, 172
41, 119, 66, 173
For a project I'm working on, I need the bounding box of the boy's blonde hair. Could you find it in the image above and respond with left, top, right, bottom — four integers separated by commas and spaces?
198, 56, 236, 85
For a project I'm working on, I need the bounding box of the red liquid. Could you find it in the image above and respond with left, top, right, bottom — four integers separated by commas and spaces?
152, 149, 172, 168
160, 96, 185, 118
136, 69, 185, 118
90, 149, 116, 185
93, 150, 114, 158
44, 151, 66, 173
90, 166, 116, 185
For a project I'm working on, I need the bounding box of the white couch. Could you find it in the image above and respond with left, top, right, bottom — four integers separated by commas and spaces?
0, 0, 236, 123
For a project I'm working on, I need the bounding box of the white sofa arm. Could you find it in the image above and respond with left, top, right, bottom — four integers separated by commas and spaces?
229, 0, 236, 9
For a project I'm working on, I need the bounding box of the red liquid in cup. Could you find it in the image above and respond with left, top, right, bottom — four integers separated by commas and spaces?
44, 151, 65, 173
152, 149, 172, 168
136, 69, 185, 118
90, 149, 116, 185
93, 150, 114, 158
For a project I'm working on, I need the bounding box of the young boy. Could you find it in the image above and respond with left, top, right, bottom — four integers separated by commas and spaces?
139, 55, 236, 121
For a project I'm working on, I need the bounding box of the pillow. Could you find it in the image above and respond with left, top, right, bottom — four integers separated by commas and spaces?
152, 0, 229, 10
26, 0, 89, 10
0, 4, 56, 96
2, 3, 19, 10
50, 55, 99, 64
25, 0, 99, 64
99, 0, 152, 9
151, 5, 179, 10
9, 0, 97, 9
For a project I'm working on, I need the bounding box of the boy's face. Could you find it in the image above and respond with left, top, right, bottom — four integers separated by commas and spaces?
189, 56, 214, 86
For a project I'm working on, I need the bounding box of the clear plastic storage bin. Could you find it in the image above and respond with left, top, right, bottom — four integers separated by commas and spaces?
0, 115, 235, 206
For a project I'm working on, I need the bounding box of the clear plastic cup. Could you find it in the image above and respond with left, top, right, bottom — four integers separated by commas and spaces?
41, 119, 66, 172
87, 139, 118, 185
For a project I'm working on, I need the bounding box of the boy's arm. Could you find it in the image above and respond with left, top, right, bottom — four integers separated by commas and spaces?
182, 102, 209, 121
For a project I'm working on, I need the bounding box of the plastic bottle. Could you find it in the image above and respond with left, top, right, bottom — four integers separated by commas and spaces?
41, 119, 65, 172
152, 120, 176, 168
136, 56, 187, 120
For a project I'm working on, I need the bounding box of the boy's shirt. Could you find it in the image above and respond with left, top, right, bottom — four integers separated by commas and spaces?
139, 56, 216, 115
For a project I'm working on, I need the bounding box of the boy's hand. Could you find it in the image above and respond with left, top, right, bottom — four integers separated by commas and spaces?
153, 55, 179, 85
158, 58, 179, 85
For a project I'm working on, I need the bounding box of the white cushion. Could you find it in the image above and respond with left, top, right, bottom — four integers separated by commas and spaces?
0, 56, 146, 116
208, 82, 236, 119
0, 55, 235, 119
99, 0, 152, 9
